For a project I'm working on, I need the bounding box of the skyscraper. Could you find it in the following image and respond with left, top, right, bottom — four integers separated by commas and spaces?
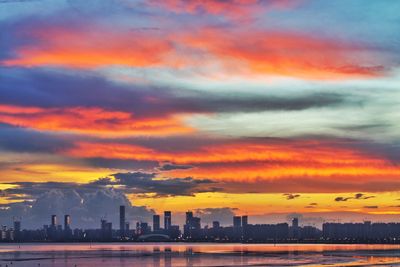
13, 220, 21, 232
241, 216, 248, 227
64, 215, 71, 230
13, 219, 21, 240
233, 216, 241, 228
212, 221, 220, 228
292, 217, 299, 228
185, 211, 193, 225
120, 205, 126, 237
164, 211, 171, 230
51, 215, 57, 226
153, 215, 160, 231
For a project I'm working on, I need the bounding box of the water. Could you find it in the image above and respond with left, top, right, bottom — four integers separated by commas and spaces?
0, 243, 400, 266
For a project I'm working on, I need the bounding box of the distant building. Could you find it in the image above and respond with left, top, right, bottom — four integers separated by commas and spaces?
212, 221, 220, 229
51, 215, 57, 226
164, 211, 172, 230
64, 215, 71, 230
233, 216, 241, 228
101, 219, 113, 241
242, 216, 248, 227
120, 205, 126, 238
184, 211, 201, 239
292, 218, 299, 228
153, 215, 160, 231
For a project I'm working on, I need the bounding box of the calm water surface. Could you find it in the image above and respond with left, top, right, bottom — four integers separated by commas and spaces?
0, 243, 400, 267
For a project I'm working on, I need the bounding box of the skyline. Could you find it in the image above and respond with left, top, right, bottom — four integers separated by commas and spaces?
3, 206, 400, 244
1, 0, 400, 228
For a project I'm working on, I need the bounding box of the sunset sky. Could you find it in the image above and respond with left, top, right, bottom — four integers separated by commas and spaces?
1, 0, 400, 228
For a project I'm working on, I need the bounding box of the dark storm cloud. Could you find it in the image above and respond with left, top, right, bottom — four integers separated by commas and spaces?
335, 197, 352, 202
158, 162, 194, 171
283, 193, 300, 200
363, 206, 378, 209
0, 124, 72, 153
335, 193, 375, 202
2, 172, 220, 203
112, 172, 217, 196
2, 173, 219, 198
0, 68, 358, 119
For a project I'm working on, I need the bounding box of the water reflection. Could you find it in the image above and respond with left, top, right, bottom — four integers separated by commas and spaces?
0, 243, 399, 266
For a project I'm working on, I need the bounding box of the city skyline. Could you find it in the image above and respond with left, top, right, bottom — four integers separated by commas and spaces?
1, 0, 400, 229
2, 205, 400, 243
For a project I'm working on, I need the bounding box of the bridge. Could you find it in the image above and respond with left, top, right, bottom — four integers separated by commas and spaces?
138, 234, 171, 242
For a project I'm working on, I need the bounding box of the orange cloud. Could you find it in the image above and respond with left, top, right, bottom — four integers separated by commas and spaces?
0, 104, 192, 136
2, 26, 173, 68
2, 21, 385, 79
179, 28, 385, 79
65, 140, 400, 190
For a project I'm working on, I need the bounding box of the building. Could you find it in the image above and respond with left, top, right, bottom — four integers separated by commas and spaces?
51, 215, 57, 226
212, 221, 220, 229
153, 215, 160, 231
233, 216, 241, 228
242, 216, 248, 227
101, 219, 112, 241
164, 211, 171, 230
119, 205, 126, 238
64, 215, 71, 230
184, 211, 201, 239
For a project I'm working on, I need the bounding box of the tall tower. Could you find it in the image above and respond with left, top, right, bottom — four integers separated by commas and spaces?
64, 215, 71, 230
51, 215, 57, 226
241, 216, 248, 227
164, 211, 171, 230
120, 205, 126, 237
185, 211, 193, 225
233, 216, 241, 228
292, 217, 299, 228
153, 215, 160, 231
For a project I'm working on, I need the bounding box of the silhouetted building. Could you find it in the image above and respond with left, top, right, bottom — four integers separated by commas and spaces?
233, 216, 241, 228
184, 211, 201, 239
212, 221, 220, 229
64, 215, 71, 230
153, 215, 160, 231
120, 205, 126, 238
292, 218, 299, 228
100, 219, 112, 241
164, 211, 172, 230
13, 220, 21, 241
291, 217, 300, 239
51, 215, 57, 226
242, 216, 248, 227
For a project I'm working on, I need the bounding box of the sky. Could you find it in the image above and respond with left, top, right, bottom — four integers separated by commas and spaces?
0, 0, 400, 229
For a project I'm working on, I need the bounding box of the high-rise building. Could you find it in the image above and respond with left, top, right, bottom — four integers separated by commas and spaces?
292, 217, 299, 228
212, 221, 220, 229
13, 220, 21, 232
233, 216, 241, 228
13, 220, 21, 240
185, 211, 193, 225
164, 211, 171, 230
241, 216, 248, 227
153, 215, 160, 231
51, 215, 57, 226
184, 211, 201, 239
101, 219, 112, 240
120, 205, 126, 237
64, 215, 71, 230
